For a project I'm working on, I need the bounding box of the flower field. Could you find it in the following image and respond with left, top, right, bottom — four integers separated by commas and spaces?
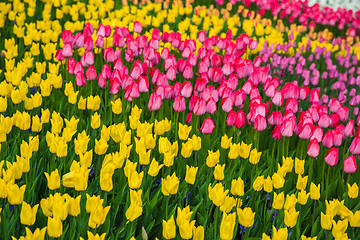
1, 0, 360, 239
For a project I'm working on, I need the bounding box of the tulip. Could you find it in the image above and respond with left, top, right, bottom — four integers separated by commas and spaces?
44, 169, 60, 190
237, 207, 255, 228
343, 155, 357, 173
20, 202, 39, 226
273, 192, 285, 210
284, 208, 299, 228
307, 138, 320, 158
47, 217, 63, 238
173, 96, 186, 112
185, 165, 198, 185
253, 176, 264, 191
254, 115, 267, 131
347, 183, 359, 199
200, 117, 215, 134
220, 212, 236, 240
206, 150, 220, 168
148, 92, 162, 112
88, 205, 110, 228
208, 183, 228, 207
310, 183, 320, 200
214, 164, 225, 181
133, 21, 142, 33
231, 177, 244, 197
349, 137, 360, 155
162, 173, 179, 196
125, 203, 143, 222
75, 72, 86, 87
325, 147, 339, 166
162, 216, 176, 239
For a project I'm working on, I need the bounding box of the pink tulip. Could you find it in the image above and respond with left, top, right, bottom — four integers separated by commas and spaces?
267, 111, 283, 126
310, 126, 323, 143
83, 51, 95, 67
280, 118, 296, 137
183, 64, 193, 80
85, 66, 97, 80
101, 64, 112, 79
271, 125, 282, 140
148, 92, 162, 112
134, 21, 143, 33
272, 91, 284, 106
235, 110, 246, 129
61, 30, 74, 44
345, 120, 355, 137
200, 117, 215, 134
62, 42, 73, 58
186, 112, 192, 124
55, 49, 65, 61
221, 97, 233, 113
84, 36, 94, 51
337, 107, 349, 122
193, 98, 206, 116
173, 96, 186, 112
98, 74, 106, 89
329, 114, 340, 128
343, 155, 357, 173
104, 47, 115, 63
349, 137, 360, 155
67, 57, 76, 74
138, 76, 149, 93
95, 35, 104, 48
109, 77, 120, 94
298, 123, 312, 140
181, 81, 193, 98
226, 110, 236, 127
318, 113, 331, 128
325, 147, 339, 166
75, 72, 86, 87
166, 66, 176, 81
125, 82, 140, 100
206, 98, 217, 114
73, 62, 83, 75
329, 98, 341, 113
254, 115, 267, 132
307, 138, 320, 158
322, 131, 334, 148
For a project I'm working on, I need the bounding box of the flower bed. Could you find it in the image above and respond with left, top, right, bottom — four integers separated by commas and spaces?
0, 0, 360, 239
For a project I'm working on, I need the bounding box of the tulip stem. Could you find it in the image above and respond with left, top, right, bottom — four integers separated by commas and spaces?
165, 196, 170, 220
312, 200, 317, 229
214, 207, 219, 239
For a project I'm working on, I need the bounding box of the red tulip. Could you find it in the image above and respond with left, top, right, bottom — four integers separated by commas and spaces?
55, 49, 65, 61
349, 137, 360, 155
186, 112, 192, 124
307, 138, 320, 158
200, 117, 215, 134
271, 125, 282, 140
226, 110, 236, 127
235, 110, 246, 129
325, 147, 339, 166
343, 155, 357, 173
267, 111, 283, 126
95, 35, 104, 48
101, 64, 112, 79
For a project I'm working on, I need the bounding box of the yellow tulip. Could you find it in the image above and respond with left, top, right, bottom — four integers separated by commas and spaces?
163, 216, 176, 239
297, 190, 310, 205
273, 192, 285, 210
295, 157, 305, 175
320, 212, 333, 230
44, 169, 60, 190
296, 175, 308, 190
220, 212, 236, 240
128, 170, 144, 189
214, 164, 225, 181
162, 173, 179, 196
253, 175, 264, 191
125, 203, 143, 222
206, 150, 220, 168
347, 183, 359, 199
111, 98, 122, 114
88, 205, 110, 228
20, 202, 39, 226
148, 158, 163, 177
220, 134, 232, 149
284, 208, 299, 228
47, 217, 63, 238
310, 183, 320, 200
237, 207, 255, 228
208, 183, 228, 207
91, 112, 101, 129
230, 177, 244, 197
249, 148, 262, 164
220, 196, 236, 213
185, 165, 198, 185
178, 123, 192, 140
239, 142, 252, 159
